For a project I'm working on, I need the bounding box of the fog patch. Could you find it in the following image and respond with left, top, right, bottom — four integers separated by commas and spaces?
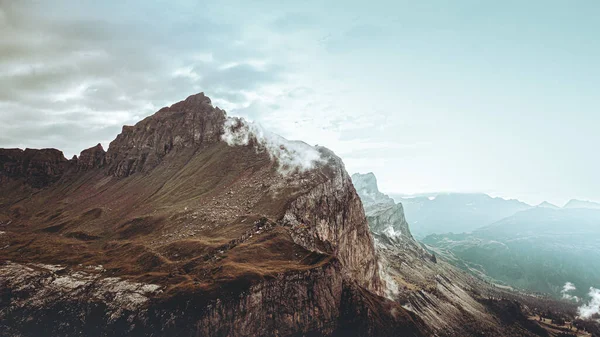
222, 117, 324, 175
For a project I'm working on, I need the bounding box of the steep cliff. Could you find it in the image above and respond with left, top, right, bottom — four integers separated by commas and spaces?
350, 172, 394, 206
0, 93, 422, 336
284, 154, 382, 294
0, 148, 69, 188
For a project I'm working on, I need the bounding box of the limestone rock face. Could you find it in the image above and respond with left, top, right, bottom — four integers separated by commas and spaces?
284, 149, 383, 295
365, 202, 413, 240
352, 172, 412, 241
351, 172, 394, 205
105, 92, 227, 177
0, 148, 68, 187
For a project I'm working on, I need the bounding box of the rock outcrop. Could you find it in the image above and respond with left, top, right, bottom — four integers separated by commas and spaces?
285, 151, 382, 294
351, 172, 394, 206
105, 93, 226, 177
77, 143, 106, 170
0, 148, 68, 188
352, 172, 412, 240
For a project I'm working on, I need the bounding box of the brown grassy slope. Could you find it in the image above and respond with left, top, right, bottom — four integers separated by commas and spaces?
0, 141, 336, 297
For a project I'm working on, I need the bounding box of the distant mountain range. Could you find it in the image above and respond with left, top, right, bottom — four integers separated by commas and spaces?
389, 191, 600, 237
389, 193, 530, 237
423, 206, 600, 299
536, 201, 560, 209
564, 199, 600, 209
380, 181, 600, 300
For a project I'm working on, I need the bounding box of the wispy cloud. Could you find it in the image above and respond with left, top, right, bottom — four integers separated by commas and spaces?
578, 287, 600, 319
561, 282, 579, 302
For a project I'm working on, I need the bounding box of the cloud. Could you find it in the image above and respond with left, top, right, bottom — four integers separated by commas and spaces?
561, 281, 579, 302
222, 117, 324, 175
0, 1, 288, 157
578, 287, 600, 319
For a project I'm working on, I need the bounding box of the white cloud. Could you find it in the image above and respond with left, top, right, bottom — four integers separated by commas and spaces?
171, 66, 201, 81
221, 117, 324, 175
578, 287, 600, 319
561, 281, 579, 302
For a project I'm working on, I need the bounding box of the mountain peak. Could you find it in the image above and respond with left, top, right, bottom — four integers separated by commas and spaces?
564, 199, 600, 209
77, 143, 106, 170
351, 172, 394, 206
351, 172, 377, 186
351, 172, 415, 241
537, 201, 560, 209
106, 93, 227, 177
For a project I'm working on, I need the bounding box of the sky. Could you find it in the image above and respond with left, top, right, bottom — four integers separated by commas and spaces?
0, 0, 599, 206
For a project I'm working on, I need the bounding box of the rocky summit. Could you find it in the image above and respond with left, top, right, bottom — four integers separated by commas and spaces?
0, 93, 423, 337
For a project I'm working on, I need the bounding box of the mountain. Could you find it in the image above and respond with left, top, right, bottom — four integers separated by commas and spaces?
352, 174, 552, 337
537, 201, 560, 209
390, 193, 532, 237
423, 207, 600, 299
0, 93, 425, 337
351, 173, 409, 239
1, 94, 589, 337
350, 172, 395, 206
564, 199, 600, 210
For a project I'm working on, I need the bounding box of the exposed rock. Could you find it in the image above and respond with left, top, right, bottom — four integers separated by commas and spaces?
105, 92, 226, 177
284, 149, 383, 295
365, 203, 413, 241
352, 172, 412, 241
0, 148, 68, 188
192, 260, 344, 336
77, 143, 106, 170
351, 172, 395, 205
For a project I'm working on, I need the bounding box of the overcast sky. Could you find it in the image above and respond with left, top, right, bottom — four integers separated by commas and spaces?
1, 0, 599, 206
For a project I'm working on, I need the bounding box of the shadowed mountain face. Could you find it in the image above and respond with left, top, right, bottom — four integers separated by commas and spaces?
423, 207, 600, 299
0, 94, 426, 337
390, 193, 532, 237
351, 173, 551, 337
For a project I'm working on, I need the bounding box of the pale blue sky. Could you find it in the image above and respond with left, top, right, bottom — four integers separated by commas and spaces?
0, 0, 598, 205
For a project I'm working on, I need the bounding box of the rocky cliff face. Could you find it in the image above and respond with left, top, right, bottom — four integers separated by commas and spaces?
105, 93, 226, 177
77, 143, 106, 170
285, 151, 382, 294
352, 172, 412, 241
351, 172, 394, 205
0, 148, 69, 188
0, 93, 419, 336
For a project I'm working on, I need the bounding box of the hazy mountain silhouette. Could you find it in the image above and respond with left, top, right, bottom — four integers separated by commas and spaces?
391, 193, 531, 237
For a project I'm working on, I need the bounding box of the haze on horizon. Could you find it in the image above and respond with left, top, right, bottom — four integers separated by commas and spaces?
0, 0, 598, 206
